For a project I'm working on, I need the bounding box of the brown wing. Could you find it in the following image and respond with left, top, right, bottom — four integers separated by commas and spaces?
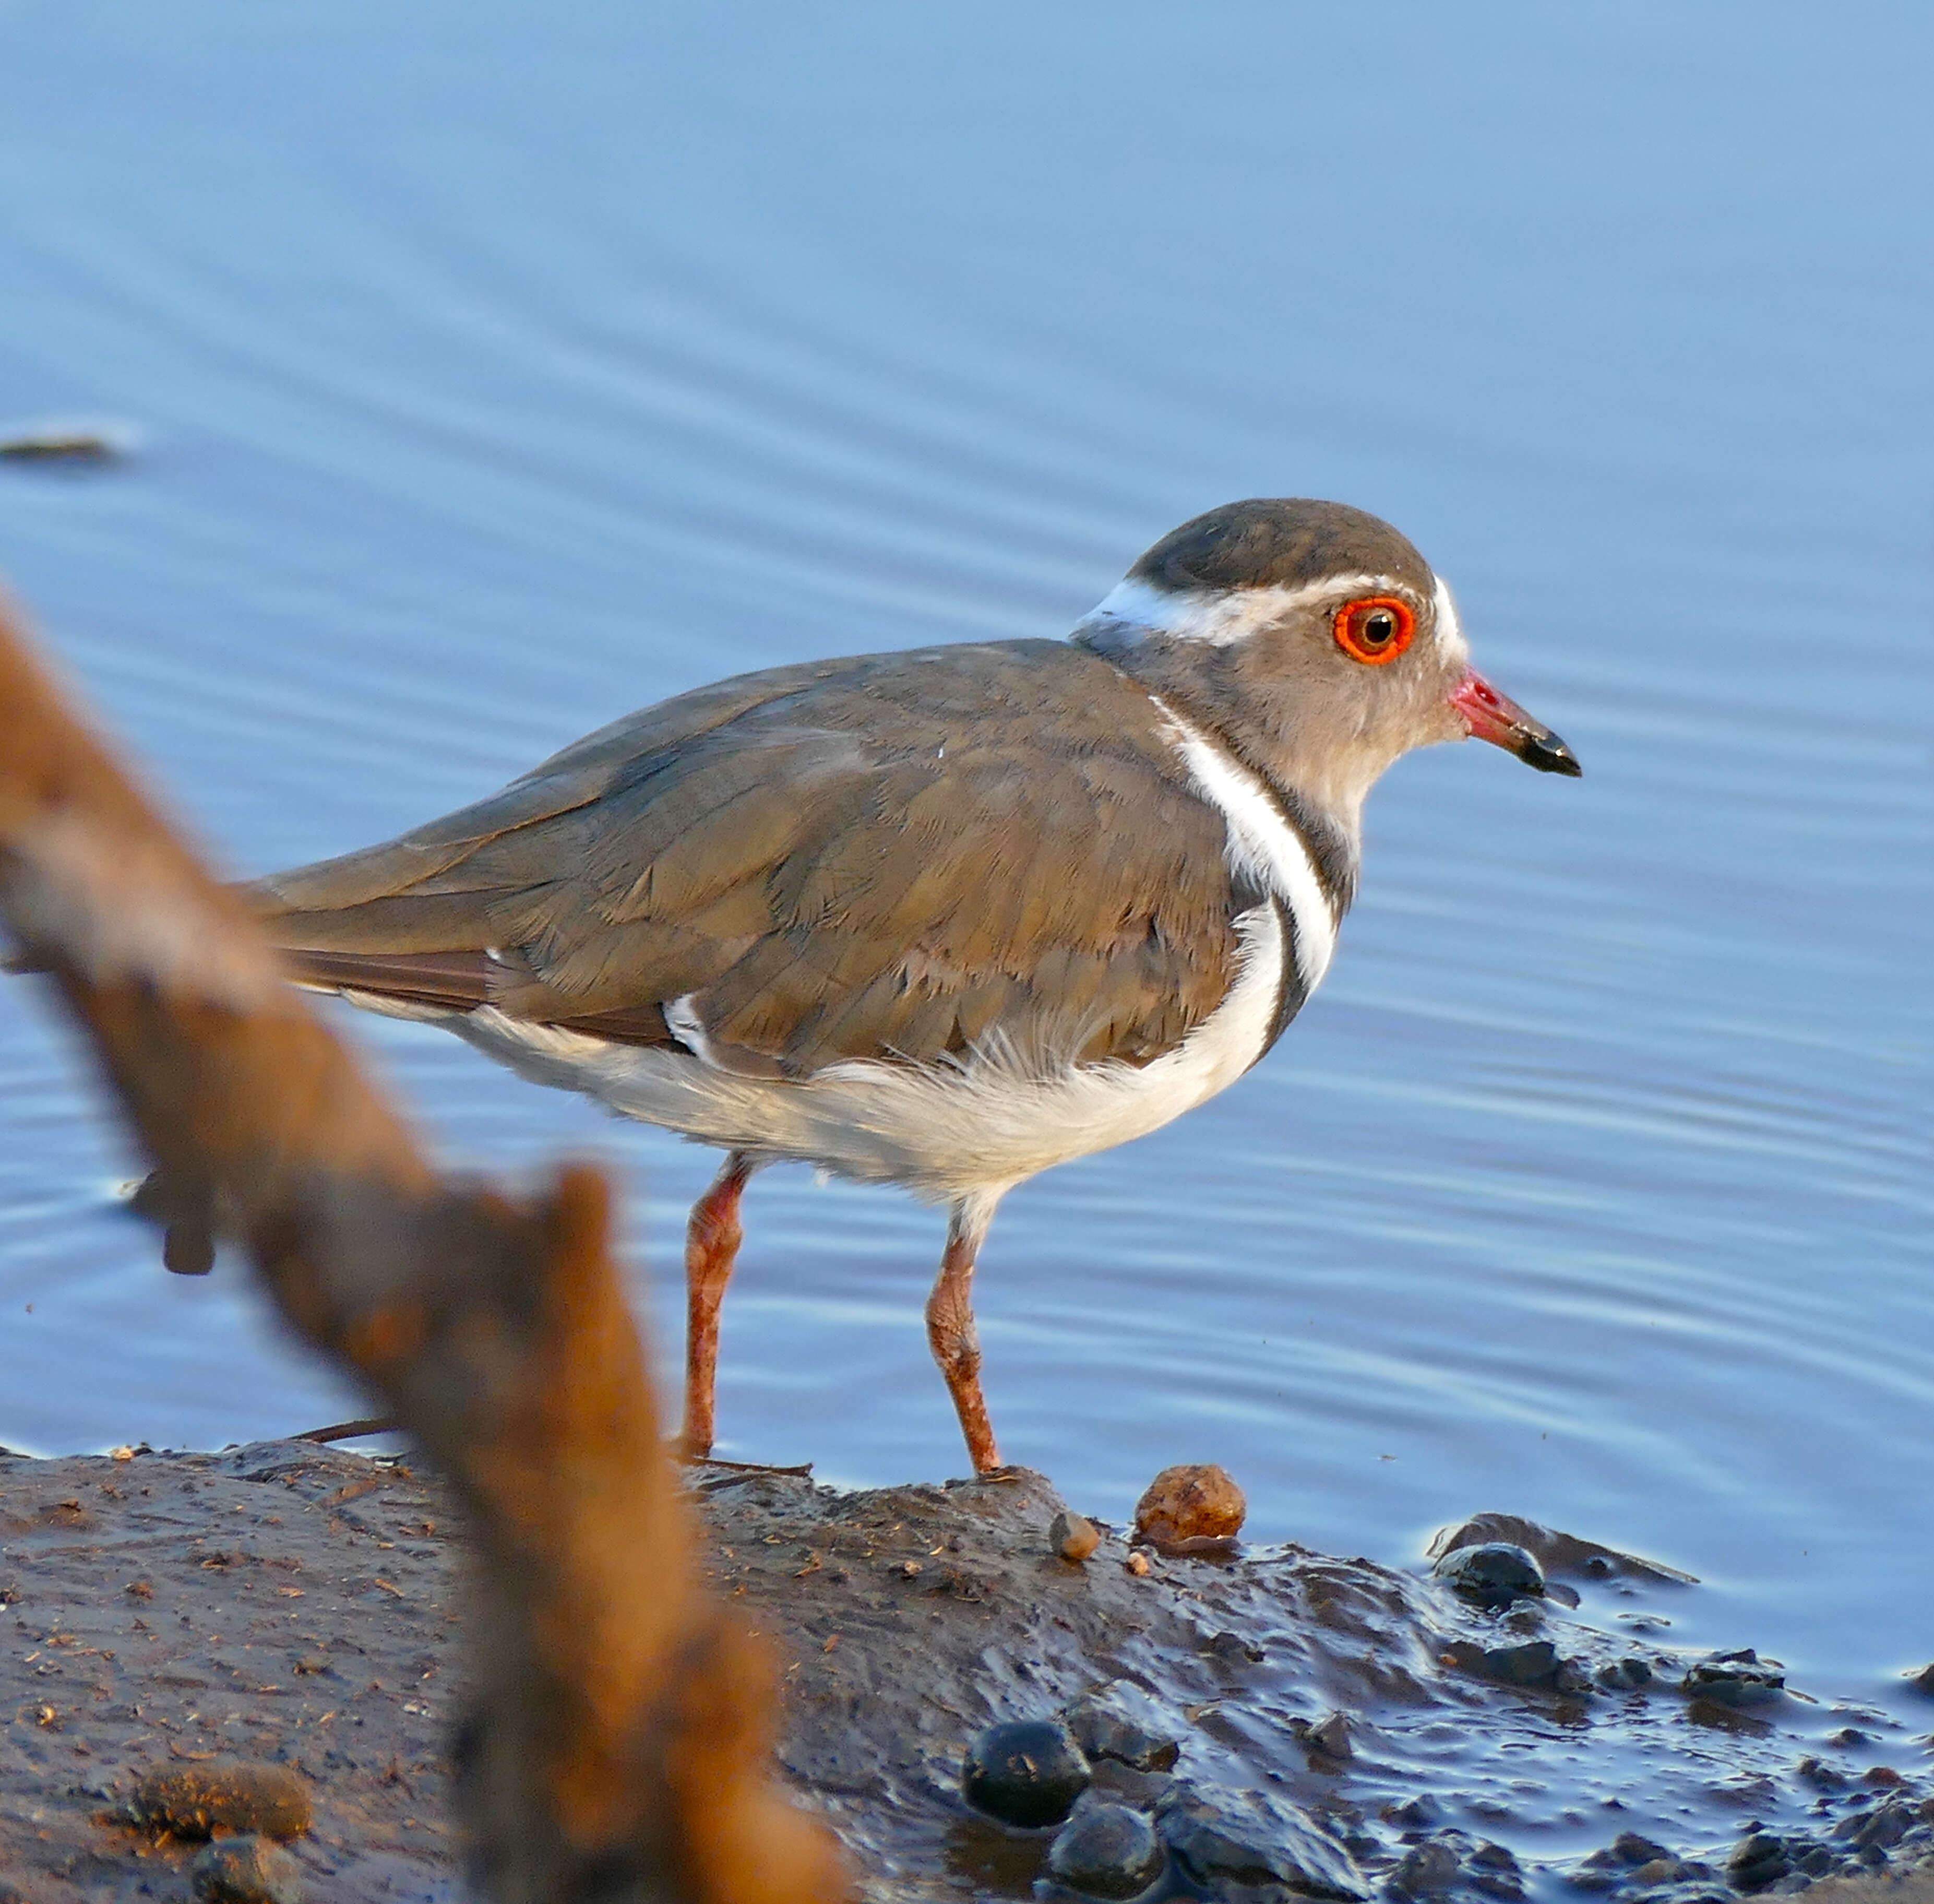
257, 640, 1246, 1076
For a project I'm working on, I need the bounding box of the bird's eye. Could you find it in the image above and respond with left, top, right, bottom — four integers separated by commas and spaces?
1333, 596, 1416, 665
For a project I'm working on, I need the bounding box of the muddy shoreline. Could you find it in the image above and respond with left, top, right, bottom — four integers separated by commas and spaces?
3, 1442, 1931, 1903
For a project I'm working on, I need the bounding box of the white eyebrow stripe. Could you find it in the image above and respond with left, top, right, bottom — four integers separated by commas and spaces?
1431, 574, 1471, 668
1149, 696, 1338, 990
1074, 574, 1403, 647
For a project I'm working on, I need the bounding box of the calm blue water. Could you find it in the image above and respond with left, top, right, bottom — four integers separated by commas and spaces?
1, 1, 1928, 1710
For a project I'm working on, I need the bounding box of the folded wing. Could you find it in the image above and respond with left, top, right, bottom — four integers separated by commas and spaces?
256, 641, 1245, 1077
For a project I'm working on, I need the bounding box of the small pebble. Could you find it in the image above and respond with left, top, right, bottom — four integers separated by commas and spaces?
1306, 1712, 1352, 1759
1132, 1464, 1245, 1549
1046, 1802, 1166, 1900
1595, 1657, 1654, 1691
962, 1719, 1090, 1829
128, 1760, 313, 1839
1391, 1841, 1461, 1897
1835, 1801, 1914, 1854
1470, 1841, 1525, 1901
1482, 1640, 1561, 1687
1432, 1542, 1546, 1609
1630, 1857, 1688, 1885
1124, 1550, 1151, 1577
1728, 1832, 1801, 1893
190, 1834, 303, 1904
1052, 1510, 1101, 1564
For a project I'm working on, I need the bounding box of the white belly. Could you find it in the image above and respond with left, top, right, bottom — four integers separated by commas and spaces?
340, 903, 1285, 1203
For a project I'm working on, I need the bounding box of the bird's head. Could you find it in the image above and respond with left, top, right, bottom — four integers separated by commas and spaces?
1073, 498, 1579, 834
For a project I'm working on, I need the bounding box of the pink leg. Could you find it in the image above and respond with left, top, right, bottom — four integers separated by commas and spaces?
681, 1152, 753, 1460
926, 1195, 1005, 1474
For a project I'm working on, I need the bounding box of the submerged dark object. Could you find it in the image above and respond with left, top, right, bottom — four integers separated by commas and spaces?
1681, 1650, 1786, 1708
962, 1719, 1091, 1829
1432, 1541, 1546, 1608
0, 421, 132, 463
1046, 1803, 1166, 1899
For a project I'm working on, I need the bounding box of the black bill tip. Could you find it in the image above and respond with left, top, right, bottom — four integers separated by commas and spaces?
1519, 730, 1582, 777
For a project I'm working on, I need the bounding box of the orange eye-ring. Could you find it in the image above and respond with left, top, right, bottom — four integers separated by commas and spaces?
1333, 596, 1416, 665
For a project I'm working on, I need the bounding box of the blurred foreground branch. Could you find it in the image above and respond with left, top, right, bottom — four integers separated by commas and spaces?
0, 596, 847, 1904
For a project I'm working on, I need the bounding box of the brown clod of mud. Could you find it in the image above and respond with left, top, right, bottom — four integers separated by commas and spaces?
1131, 1461, 1245, 1551
128, 1758, 314, 1840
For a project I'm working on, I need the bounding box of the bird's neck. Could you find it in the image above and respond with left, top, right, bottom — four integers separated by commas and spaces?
1075, 627, 1362, 917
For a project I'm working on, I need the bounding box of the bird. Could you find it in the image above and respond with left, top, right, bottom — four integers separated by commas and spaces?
252, 497, 1580, 1474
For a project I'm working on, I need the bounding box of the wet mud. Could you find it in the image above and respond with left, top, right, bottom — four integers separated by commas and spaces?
2, 1441, 1931, 1902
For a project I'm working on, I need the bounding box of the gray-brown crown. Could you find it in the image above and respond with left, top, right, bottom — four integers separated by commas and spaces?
1128, 498, 1435, 598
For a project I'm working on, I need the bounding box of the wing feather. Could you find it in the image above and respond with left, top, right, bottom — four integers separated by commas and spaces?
256, 641, 1245, 1076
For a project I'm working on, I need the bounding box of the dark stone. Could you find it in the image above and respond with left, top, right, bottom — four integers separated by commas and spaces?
1155, 1782, 1365, 1900
1205, 1629, 1267, 1665
1062, 1682, 1183, 1774
1637, 1858, 1693, 1885
1567, 1850, 1623, 1891
1728, 1835, 1792, 1891
1308, 1712, 1351, 1759
1728, 1834, 1835, 1892
1610, 1835, 1672, 1865
1046, 1803, 1167, 1900
1482, 1641, 1562, 1687
1908, 1662, 1934, 1696
1835, 1802, 1913, 1854
964, 1720, 1092, 1830
190, 1834, 304, 1904
1680, 1653, 1784, 1708
1469, 1841, 1525, 1900
1085, 1759, 1177, 1810
1596, 1657, 1654, 1691
1432, 1543, 1546, 1609
1390, 1842, 1461, 1897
